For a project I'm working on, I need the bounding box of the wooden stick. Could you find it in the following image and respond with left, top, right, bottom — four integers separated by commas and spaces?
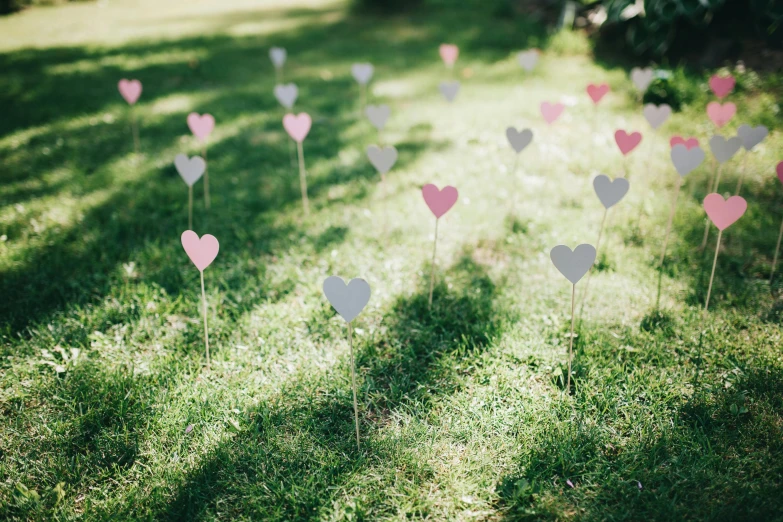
735, 151, 749, 195
701, 163, 723, 250
296, 140, 309, 216
360, 83, 367, 116
200, 270, 210, 369
188, 186, 193, 230
131, 105, 140, 155
704, 229, 723, 311
203, 143, 210, 210
275, 66, 283, 85
770, 217, 783, 285
578, 208, 608, 314
567, 283, 575, 392
348, 322, 360, 451
655, 176, 682, 309
428, 217, 439, 308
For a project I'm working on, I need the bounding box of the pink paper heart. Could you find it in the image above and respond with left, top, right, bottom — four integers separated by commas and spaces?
540, 102, 564, 124
187, 113, 215, 141
706, 102, 736, 128
670, 136, 699, 150
703, 193, 747, 231
439, 44, 459, 66
586, 83, 609, 104
181, 230, 219, 271
614, 130, 642, 156
777, 161, 783, 184
283, 113, 312, 143
709, 74, 735, 99
422, 184, 458, 219
118, 79, 142, 105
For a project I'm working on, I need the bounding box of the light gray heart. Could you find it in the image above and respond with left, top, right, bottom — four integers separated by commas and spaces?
351, 63, 374, 85
631, 67, 654, 92
643, 103, 671, 130
365, 104, 390, 130
517, 50, 538, 71
439, 80, 460, 102
323, 276, 371, 323
550, 244, 596, 285
737, 124, 768, 151
506, 127, 533, 153
670, 144, 705, 177
269, 47, 286, 68
174, 154, 205, 187
593, 175, 629, 209
366, 145, 398, 174
274, 83, 298, 109
709, 135, 742, 164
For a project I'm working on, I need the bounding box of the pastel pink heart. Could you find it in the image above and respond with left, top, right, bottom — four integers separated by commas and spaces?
670, 136, 699, 150
709, 74, 735, 99
614, 130, 642, 156
118, 79, 142, 105
540, 102, 564, 124
181, 230, 219, 271
706, 102, 736, 128
777, 161, 783, 184
283, 113, 312, 143
439, 44, 459, 66
703, 193, 747, 231
187, 113, 215, 141
422, 184, 458, 219
586, 83, 609, 104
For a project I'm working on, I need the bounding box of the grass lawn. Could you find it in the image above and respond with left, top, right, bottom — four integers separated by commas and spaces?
1, 0, 783, 520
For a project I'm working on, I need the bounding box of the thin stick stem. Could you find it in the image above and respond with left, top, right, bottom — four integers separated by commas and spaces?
203, 143, 210, 210
735, 151, 749, 195
131, 105, 139, 155
567, 283, 575, 392
770, 217, 783, 285
297, 140, 309, 216
701, 163, 722, 249
428, 218, 439, 308
578, 208, 608, 314
200, 270, 210, 369
275, 66, 283, 85
705, 229, 722, 311
360, 83, 367, 116
188, 186, 193, 230
348, 322, 360, 451
656, 176, 682, 309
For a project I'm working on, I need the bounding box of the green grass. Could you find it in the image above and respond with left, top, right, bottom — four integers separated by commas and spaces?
1, 0, 783, 520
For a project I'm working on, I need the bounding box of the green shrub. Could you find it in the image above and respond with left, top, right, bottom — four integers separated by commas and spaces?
351, 0, 423, 13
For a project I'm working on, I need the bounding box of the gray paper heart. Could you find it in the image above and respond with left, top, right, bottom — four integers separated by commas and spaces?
506, 127, 533, 153
174, 154, 205, 187
670, 144, 705, 177
351, 63, 374, 85
643, 103, 671, 130
323, 276, 371, 323
709, 135, 742, 164
367, 145, 398, 174
593, 175, 629, 209
517, 50, 538, 71
631, 67, 654, 92
365, 104, 390, 131
550, 244, 596, 285
269, 47, 286, 68
439, 81, 460, 102
274, 83, 298, 109
737, 124, 768, 151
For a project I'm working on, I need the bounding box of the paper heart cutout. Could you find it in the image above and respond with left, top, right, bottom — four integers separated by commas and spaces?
709, 74, 735, 99
323, 276, 371, 323
506, 127, 533, 154
174, 154, 206, 187
274, 83, 298, 109
283, 113, 312, 143
737, 124, 768, 151
643, 103, 671, 130
550, 244, 596, 285
709, 135, 742, 164
631, 67, 654, 92
439, 44, 459, 66
671, 144, 705, 177
777, 161, 783, 184
365, 104, 390, 130
351, 63, 374, 85
517, 49, 539, 71
422, 184, 458, 219
187, 113, 215, 141
670, 136, 699, 150
269, 47, 286, 68
118, 79, 142, 105
593, 175, 629, 209
439, 81, 460, 102
181, 230, 219, 271
587, 83, 609, 104
367, 145, 397, 174
703, 193, 747, 231
707, 102, 736, 128
540, 102, 564, 124
614, 130, 642, 155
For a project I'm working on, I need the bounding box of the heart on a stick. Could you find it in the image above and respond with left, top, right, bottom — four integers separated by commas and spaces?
506, 127, 533, 153
517, 49, 538, 71
367, 145, 398, 174
587, 83, 609, 104
550, 244, 596, 285
671, 144, 705, 177
643, 103, 671, 130
614, 130, 642, 155
118, 79, 142, 105
707, 102, 736, 128
540, 102, 564, 124
274, 83, 298, 109
737, 124, 768, 151
439, 44, 459, 66
187, 113, 215, 141
422, 184, 458, 218
439, 81, 460, 102
174, 154, 206, 187
670, 136, 699, 150
593, 175, 629, 209
703, 194, 747, 231
709, 74, 735, 99
630, 67, 654, 92
323, 276, 371, 323
709, 135, 742, 164
181, 230, 219, 271
366, 104, 390, 130
351, 63, 374, 85
283, 113, 312, 143
269, 47, 286, 68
